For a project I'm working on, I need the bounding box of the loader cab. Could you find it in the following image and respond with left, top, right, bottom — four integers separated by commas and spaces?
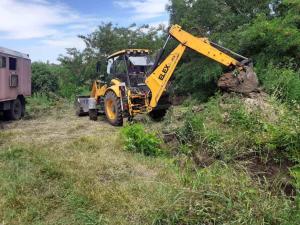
107, 49, 154, 90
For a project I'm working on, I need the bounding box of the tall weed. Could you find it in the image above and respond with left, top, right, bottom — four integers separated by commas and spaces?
121, 124, 163, 156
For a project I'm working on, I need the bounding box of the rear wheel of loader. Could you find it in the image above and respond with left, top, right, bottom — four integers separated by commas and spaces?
148, 109, 167, 121
104, 91, 123, 126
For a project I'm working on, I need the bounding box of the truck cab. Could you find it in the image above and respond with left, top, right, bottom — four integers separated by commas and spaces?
0, 47, 31, 120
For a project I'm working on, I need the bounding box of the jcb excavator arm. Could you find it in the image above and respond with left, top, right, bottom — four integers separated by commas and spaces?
145, 24, 258, 109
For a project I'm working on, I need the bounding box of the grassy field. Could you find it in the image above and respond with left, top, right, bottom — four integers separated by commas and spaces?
0, 98, 299, 225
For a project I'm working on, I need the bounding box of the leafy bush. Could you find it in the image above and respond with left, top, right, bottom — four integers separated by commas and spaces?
32, 62, 59, 94
121, 124, 163, 156
258, 64, 300, 104
173, 58, 221, 101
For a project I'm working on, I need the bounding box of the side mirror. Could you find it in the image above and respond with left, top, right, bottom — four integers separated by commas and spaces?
96, 61, 101, 73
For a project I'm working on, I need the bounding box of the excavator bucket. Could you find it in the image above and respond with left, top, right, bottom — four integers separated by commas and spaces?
217, 66, 259, 94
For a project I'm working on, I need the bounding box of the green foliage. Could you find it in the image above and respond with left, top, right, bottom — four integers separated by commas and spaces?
257, 65, 300, 104
173, 58, 221, 101
121, 124, 163, 156
168, 0, 269, 35
31, 62, 59, 94
177, 111, 204, 144
172, 94, 300, 163
79, 23, 166, 56
26, 93, 54, 116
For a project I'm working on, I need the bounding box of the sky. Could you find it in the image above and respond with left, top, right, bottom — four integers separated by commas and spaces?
0, 0, 169, 63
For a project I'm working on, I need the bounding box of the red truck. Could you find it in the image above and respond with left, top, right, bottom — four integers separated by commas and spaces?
0, 47, 31, 120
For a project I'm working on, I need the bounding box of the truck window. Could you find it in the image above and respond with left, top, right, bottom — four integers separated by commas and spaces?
0, 56, 6, 68
9, 57, 17, 70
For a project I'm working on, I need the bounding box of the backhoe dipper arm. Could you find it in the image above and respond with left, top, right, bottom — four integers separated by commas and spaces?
145, 24, 246, 108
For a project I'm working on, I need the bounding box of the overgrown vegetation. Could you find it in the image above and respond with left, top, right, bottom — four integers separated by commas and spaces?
121, 124, 163, 156
153, 163, 298, 225
172, 94, 300, 164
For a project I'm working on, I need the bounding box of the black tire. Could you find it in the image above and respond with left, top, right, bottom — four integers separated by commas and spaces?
5, 99, 22, 120
148, 109, 167, 121
104, 91, 123, 126
89, 109, 98, 121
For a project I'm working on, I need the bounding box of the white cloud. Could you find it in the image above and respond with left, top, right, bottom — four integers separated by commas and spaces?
42, 37, 84, 49
114, 0, 169, 20
0, 0, 77, 39
0, 0, 103, 62
0, 0, 102, 40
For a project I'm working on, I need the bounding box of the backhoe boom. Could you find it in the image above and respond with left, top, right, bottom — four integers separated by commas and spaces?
146, 24, 258, 109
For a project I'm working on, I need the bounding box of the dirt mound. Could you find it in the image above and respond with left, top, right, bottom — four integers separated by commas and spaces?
218, 66, 259, 94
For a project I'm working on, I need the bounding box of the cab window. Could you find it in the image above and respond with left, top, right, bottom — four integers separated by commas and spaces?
114, 56, 127, 74
0, 56, 6, 68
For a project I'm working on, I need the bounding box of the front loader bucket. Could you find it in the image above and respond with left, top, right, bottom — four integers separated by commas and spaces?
217, 66, 259, 94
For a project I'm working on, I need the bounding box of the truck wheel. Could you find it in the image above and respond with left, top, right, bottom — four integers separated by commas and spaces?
5, 99, 22, 120
148, 109, 167, 121
104, 91, 123, 126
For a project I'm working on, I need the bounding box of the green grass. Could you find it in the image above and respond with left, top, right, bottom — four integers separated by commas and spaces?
0, 146, 106, 225
153, 162, 297, 225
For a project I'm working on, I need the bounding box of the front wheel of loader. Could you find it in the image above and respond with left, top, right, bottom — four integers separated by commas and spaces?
104, 91, 123, 126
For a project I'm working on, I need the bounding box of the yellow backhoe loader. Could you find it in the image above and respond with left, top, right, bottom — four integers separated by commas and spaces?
75, 24, 258, 126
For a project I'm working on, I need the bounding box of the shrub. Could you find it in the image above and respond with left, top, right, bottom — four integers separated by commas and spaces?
31, 62, 59, 94
258, 64, 300, 104
176, 111, 204, 144
121, 124, 163, 156
173, 58, 221, 101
